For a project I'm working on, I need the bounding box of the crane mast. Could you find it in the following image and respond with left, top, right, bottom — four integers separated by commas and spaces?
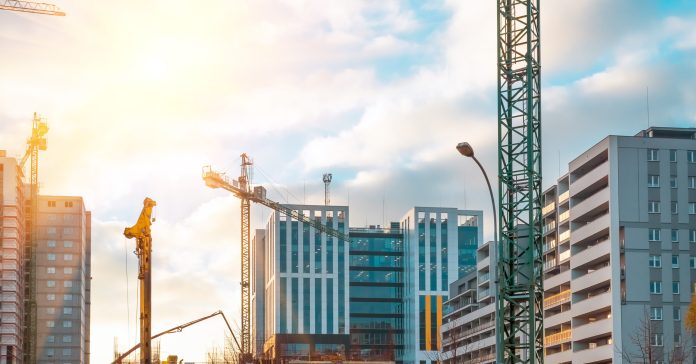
0, 1, 65, 15
124, 198, 157, 364
323, 173, 332, 205
239, 154, 252, 358
496, 0, 543, 363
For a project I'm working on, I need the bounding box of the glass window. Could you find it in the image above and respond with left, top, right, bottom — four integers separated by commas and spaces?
62, 320, 72, 328
47, 348, 54, 357
688, 150, 696, 163
673, 281, 680, 294
46, 320, 55, 327
690, 230, 696, 243
675, 306, 682, 320
47, 253, 56, 261
648, 201, 660, 213
672, 202, 678, 214
63, 241, 73, 248
671, 176, 677, 188
649, 255, 662, 268
64, 281, 73, 288
690, 256, 696, 269
47, 294, 55, 301
649, 228, 661, 241
672, 229, 679, 242
651, 333, 664, 346
62, 335, 72, 343
47, 240, 56, 248
63, 294, 72, 301
689, 176, 696, 189
689, 202, 696, 215
47, 335, 54, 343
648, 175, 660, 187
672, 255, 679, 268
47, 227, 56, 234
349, 254, 402, 267
648, 149, 659, 161
47, 267, 55, 274
349, 270, 402, 283
650, 307, 663, 320
46, 307, 55, 314
63, 267, 73, 274
650, 281, 662, 294
47, 280, 55, 288
62, 348, 71, 356
63, 254, 73, 261
670, 149, 677, 162
63, 307, 72, 315
63, 227, 74, 235
350, 301, 403, 314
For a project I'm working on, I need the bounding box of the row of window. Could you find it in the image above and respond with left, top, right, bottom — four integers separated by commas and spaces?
647, 175, 696, 189
648, 255, 696, 268
46, 320, 74, 328
47, 254, 74, 261
46, 294, 76, 301
46, 267, 74, 274
649, 306, 681, 321
45, 347, 73, 357
647, 148, 696, 163
46, 240, 74, 248
46, 227, 76, 235
649, 281, 685, 294
648, 229, 696, 242
46, 280, 74, 288
47, 214, 76, 222
45, 334, 73, 343
46, 307, 73, 315
47, 200, 75, 208
648, 201, 696, 214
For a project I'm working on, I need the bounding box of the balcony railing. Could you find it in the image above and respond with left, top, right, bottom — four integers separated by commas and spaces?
544, 289, 571, 309
559, 190, 570, 203
479, 272, 490, 283
478, 288, 491, 300
545, 330, 572, 346
559, 250, 571, 262
544, 258, 557, 270
559, 210, 570, 222
543, 221, 556, 234
559, 230, 570, 242
543, 240, 557, 252
542, 202, 556, 215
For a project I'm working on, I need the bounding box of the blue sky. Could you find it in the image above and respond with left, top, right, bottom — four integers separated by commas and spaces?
1, 0, 696, 362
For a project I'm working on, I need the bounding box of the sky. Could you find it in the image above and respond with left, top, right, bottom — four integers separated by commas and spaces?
1, 0, 696, 362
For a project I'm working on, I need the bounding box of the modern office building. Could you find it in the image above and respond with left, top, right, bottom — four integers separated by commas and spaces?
541, 127, 696, 364
0, 152, 27, 363
441, 240, 496, 364
400, 207, 482, 363
35, 196, 91, 364
260, 204, 350, 362
348, 223, 404, 362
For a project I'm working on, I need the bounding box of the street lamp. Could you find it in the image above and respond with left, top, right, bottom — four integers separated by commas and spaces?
455, 142, 497, 246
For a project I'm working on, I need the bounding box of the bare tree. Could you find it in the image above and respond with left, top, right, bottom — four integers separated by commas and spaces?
617, 306, 692, 364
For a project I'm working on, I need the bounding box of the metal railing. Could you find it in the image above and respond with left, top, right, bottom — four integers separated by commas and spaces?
543, 289, 571, 309
543, 240, 557, 252
559, 230, 570, 242
559, 250, 571, 262
545, 330, 572, 346
542, 202, 556, 215
559, 190, 570, 203
543, 221, 556, 234
544, 258, 558, 270
559, 210, 570, 222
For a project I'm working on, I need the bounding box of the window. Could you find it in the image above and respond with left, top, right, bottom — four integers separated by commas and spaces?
649, 255, 662, 268
676, 334, 682, 346
648, 175, 660, 187
63, 307, 72, 315
691, 256, 696, 269
675, 306, 682, 320
63, 254, 73, 261
690, 176, 696, 189
47, 294, 55, 301
691, 230, 696, 243
46, 320, 55, 328
63, 294, 72, 301
671, 176, 677, 188
46, 307, 55, 314
672, 229, 679, 242
650, 307, 663, 320
47, 267, 55, 274
63, 240, 73, 248
63, 267, 72, 274
670, 149, 677, 162
648, 201, 660, 213
672, 202, 678, 214
673, 281, 680, 294
47, 227, 56, 234
47, 253, 56, 261
672, 255, 679, 268
64, 201, 73, 208
47, 335, 55, 343
688, 150, 696, 163
63, 214, 74, 222
650, 281, 662, 294
648, 149, 659, 161
63, 227, 74, 235
62, 335, 72, 343
46, 280, 55, 288
47, 240, 56, 248
651, 333, 664, 346
47, 348, 54, 357
62, 348, 71, 356
649, 228, 661, 241
690, 202, 696, 215
48, 200, 56, 207
62, 320, 72, 328
63, 281, 72, 288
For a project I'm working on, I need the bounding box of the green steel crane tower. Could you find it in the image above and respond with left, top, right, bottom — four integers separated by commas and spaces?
496, 0, 543, 363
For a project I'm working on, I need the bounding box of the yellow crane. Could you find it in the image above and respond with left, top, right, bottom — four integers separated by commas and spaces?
0, 0, 65, 15
124, 198, 157, 364
202, 154, 349, 362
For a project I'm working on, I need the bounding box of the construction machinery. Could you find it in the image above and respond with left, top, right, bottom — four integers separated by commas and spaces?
113, 310, 241, 364
0, 0, 65, 15
202, 154, 349, 362
124, 197, 157, 364
17, 112, 48, 364
496, 0, 543, 363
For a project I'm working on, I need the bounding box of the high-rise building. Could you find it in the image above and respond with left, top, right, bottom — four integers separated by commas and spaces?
35, 196, 91, 364
400, 207, 483, 363
540, 127, 696, 364
0, 152, 27, 363
251, 229, 265, 356
260, 204, 350, 362
348, 222, 404, 362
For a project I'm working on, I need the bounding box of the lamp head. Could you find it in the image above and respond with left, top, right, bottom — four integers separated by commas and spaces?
456, 142, 474, 157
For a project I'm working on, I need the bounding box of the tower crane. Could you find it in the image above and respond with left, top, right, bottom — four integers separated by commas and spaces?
496, 0, 543, 363
202, 154, 349, 362
0, 1, 65, 15
323, 173, 332, 205
17, 112, 48, 364
124, 197, 157, 364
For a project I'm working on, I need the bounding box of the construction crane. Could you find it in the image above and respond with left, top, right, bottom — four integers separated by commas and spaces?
113, 310, 241, 364
0, 0, 65, 15
496, 0, 543, 363
323, 173, 332, 205
17, 112, 48, 364
202, 154, 349, 362
124, 197, 157, 364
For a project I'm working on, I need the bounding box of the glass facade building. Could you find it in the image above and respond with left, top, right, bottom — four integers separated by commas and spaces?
349, 223, 404, 362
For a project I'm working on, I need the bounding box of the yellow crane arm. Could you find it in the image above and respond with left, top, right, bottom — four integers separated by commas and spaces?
124, 197, 156, 240
0, 1, 65, 15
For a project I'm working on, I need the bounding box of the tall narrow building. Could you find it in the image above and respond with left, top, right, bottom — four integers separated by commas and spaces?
35, 196, 91, 364
0, 152, 26, 363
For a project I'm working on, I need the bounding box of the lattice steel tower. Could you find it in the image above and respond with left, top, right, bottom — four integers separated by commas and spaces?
496, 0, 543, 363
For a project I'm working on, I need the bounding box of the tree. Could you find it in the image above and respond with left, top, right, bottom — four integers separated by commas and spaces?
686, 293, 696, 332
617, 306, 691, 364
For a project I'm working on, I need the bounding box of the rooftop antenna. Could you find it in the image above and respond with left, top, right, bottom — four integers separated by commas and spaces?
646, 86, 650, 129
323, 173, 332, 205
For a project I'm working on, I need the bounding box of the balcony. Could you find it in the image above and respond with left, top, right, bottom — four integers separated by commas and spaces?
572, 265, 611, 294
544, 258, 558, 271
543, 240, 557, 252
571, 160, 609, 198
545, 270, 570, 291
559, 250, 571, 262
543, 221, 557, 235
543, 202, 556, 216
571, 213, 610, 246
571, 239, 610, 270
545, 348, 572, 364
544, 289, 571, 309
545, 330, 572, 347
558, 230, 570, 242
572, 291, 611, 317
478, 288, 491, 300
478, 272, 490, 285
570, 187, 609, 223
559, 210, 570, 223
573, 317, 612, 342
558, 190, 570, 204
572, 343, 613, 363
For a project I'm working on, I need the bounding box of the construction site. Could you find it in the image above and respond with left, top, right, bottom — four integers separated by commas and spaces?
2, 1, 696, 364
